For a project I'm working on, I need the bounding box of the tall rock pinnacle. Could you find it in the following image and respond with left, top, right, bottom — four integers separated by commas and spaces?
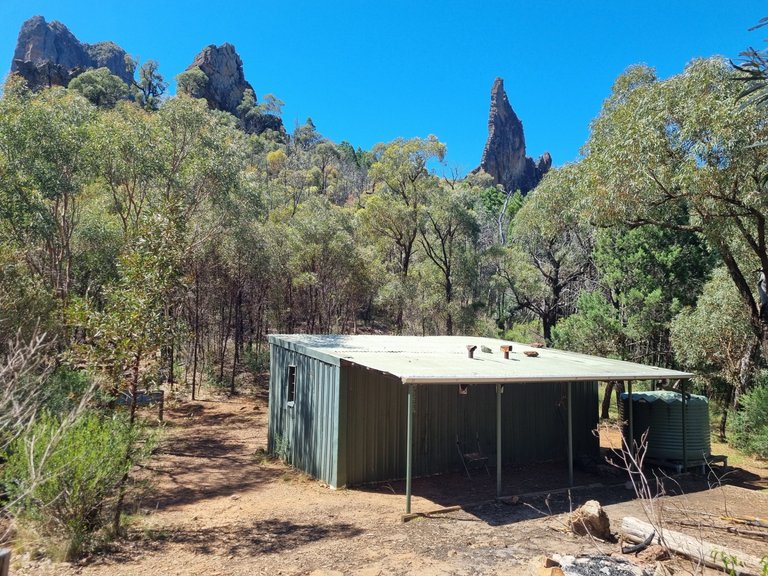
10, 16, 132, 90
182, 43, 284, 136
473, 77, 551, 194
185, 43, 251, 116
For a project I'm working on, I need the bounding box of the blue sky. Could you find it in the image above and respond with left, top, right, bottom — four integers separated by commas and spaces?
0, 1, 764, 174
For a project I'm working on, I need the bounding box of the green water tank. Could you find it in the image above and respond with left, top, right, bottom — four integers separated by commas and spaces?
620, 390, 711, 462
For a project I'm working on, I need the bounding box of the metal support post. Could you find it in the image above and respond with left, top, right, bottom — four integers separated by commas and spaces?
406, 384, 414, 514
567, 382, 573, 486
627, 380, 634, 454
681, 379, 687, 471
496, 383, 502, 498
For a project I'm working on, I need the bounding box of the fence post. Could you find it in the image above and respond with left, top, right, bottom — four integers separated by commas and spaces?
0, 547, 10, 576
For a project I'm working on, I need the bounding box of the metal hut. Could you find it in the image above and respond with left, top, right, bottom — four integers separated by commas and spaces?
267, 334, 692, 512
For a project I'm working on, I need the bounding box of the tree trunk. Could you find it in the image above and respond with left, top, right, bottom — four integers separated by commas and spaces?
445, 280, 453, 336
736, 337, 761, 408
219, 297, 233, 383
191, 272, 200, 401
230, 288, 242, 394
718, 406, 728, 441
601, 381, 615, 420
112, 351, 141, 535
601, 380, 626, 420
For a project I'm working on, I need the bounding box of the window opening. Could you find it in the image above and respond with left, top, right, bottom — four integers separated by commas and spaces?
287, 365, 296, 405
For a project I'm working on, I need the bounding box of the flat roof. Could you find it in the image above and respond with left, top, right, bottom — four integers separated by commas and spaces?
268, 334, 693, 384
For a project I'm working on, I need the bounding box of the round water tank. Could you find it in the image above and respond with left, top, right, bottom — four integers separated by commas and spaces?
619, 390, 710, 462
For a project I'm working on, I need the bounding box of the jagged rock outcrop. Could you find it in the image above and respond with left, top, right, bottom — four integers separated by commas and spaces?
184, 43, 250, 115
13, 16, 89, 75
183, 43, 284, 135
10, 16, 132, 90
473, 77, 551, 194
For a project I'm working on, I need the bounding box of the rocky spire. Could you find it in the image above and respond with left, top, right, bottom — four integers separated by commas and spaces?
473, 77, 551, 194
184, 43, 251, 115
10, 16, 132, 90
182, 43, 284, 135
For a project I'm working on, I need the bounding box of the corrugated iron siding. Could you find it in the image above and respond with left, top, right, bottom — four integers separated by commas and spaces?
268, 343, 341, 487
342, 365, 598, 486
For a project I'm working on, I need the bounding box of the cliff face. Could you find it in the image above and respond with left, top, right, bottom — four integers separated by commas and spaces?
183, 43, 285, 135
11, 16, 132, 90
473, 77, 551, 194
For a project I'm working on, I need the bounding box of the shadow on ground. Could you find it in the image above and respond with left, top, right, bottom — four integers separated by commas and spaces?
140, 400, 278, 511
356, 457, 735, 526
98, 518, 363, 565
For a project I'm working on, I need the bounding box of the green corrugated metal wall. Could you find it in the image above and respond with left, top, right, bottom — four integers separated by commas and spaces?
341, 365, 598, 486
268, 343, 341, 486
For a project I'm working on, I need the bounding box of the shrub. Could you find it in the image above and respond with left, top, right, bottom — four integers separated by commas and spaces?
243, 348, 270, 374
731, 383, 768, 459
40, 367, 97, 415
3, 410, 155, 560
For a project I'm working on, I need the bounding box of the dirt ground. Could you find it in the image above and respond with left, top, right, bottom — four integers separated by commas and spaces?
10, 382, 768, 576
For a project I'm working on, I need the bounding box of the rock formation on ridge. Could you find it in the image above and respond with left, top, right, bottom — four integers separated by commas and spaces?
181, 43, 284, 135
473, 77, 551, 194
11, 16, 132, 90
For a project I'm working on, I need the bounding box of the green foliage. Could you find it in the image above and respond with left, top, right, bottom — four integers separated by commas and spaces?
671, 268, 753, 383
730, 381, 768, 458
0, 86, 96, 303
40, 368, 95, 415
555, 223, 712, 365
585, 58, 768, 354
69, 68, 129, 108
3, 410, 155, 560
360, 136, 446, 332
133, 60, 167, 111
498, 164, 593, 342
0, 246, 56, 351
553, 290, 623, 356
242, 348, 270, 374
176, 68, 208, 99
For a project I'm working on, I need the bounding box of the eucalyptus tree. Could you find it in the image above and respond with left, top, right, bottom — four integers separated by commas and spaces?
419, 183, 480, 335
69, 209, 179, 533
584, 58, 768, 393
151, 95, 249, 385
89, 101, 161, 238
283, 197, 373, 333
0, 77, 96, 303
671, 268, 754, 437
359, 136, 445, 332
498, 164, 593, 343
132, 59, 167, 111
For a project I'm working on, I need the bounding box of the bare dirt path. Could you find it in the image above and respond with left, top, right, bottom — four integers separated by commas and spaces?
13, 387, 768, 576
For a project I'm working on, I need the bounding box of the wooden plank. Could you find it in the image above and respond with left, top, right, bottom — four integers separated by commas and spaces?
401, 505, 462, 523
621, 516, 763, 576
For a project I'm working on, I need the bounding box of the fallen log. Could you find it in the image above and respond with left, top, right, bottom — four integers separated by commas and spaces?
621, 516, 764, 576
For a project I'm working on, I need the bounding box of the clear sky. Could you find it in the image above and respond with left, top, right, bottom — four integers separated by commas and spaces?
0, 1, 765, 174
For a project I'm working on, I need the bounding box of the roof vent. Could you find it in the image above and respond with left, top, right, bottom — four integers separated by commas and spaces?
500, 345, 512, 359
466, 345, 477, 359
